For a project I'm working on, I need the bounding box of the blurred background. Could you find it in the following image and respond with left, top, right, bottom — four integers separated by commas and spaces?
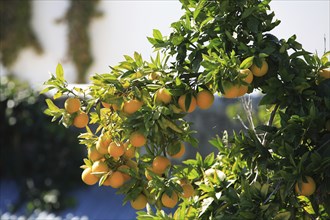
0, 0, 329, 219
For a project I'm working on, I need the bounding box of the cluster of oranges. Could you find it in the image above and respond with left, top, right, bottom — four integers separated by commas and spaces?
64, 97, 89, 128
222, 60, 268, 98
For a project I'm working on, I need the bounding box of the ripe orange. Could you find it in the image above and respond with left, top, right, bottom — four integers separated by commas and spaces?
118, 165, 131, 181
250, 60, 268, 77
81, 167, 99, 185
161, 192, 178, 208
130, 194, 147, 210
123, 142, 136, 159
240, 69, 253, 83
167, 142, 185, 159
237, 85, 248, 97
92, 160, 109, 176
152, 156, 171, 174
295, 176, 316, 196
222, 82, 247, 98
88, 146, 104, 161
123, 99, 143, 115
129, 131, 147, 147
156, 88, 172, 104
108, 142, 125, 158
103, 171, 125, 188
178, 94, 197, 113
196, 90, 214, 110
319, 69, 330, 79
96, 133, 112, 155
65, 97, 80, 114
73, 112, 89, 128
181, 183, 194, 198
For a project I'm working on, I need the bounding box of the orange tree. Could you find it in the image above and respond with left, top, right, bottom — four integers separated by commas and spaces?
41, 0, 330, 219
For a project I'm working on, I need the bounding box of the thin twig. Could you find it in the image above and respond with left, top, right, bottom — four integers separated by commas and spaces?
263, 180, 282, 204
262, 103, 280, 146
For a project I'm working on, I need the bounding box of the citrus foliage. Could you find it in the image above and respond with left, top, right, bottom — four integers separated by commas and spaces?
41, 0, 330, 219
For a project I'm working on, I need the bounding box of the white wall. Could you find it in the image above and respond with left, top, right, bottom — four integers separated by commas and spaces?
0, 0, 329, 89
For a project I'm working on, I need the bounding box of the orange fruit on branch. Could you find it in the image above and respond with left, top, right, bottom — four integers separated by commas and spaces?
103, 171, 125, 188
129, 131, 147, 147
222, 82, 247, 98
295, 176, 316, 196
250, 60, 268, 77
92, 160, 109, 176
196, 90, 214, 110
81, 167, 99, 185
181, 183, 194, 198
178, 94, 197, 113
88, 146, 104, 162
73, 111, 89, 128
123, 142, 136, 158
108, 141, 125, 158
156, 88, 172, 104
161, 191, 178, 208
123, 99, 143, 115
240, 69, 253, 84
152, 156, 171, 174
96, 132, 112, 154
65, 97, 80, 114
130, 194, 148, 210
167, 142, 185, 159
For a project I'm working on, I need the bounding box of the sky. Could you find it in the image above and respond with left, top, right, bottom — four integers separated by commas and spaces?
1, 0, 329, 86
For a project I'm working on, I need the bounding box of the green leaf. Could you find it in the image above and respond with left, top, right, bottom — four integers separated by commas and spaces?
204, 152, 215, 167
45, 99, 60, 111
56, 63, 64, 82
274, 211, 291, 220
240, 56, 254, 69
152, 29, 163, 41
53, 91, 62, 100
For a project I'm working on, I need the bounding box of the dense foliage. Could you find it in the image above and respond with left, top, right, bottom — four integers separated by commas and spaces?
0, 76, 84, 213
42, 0, 330, 219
